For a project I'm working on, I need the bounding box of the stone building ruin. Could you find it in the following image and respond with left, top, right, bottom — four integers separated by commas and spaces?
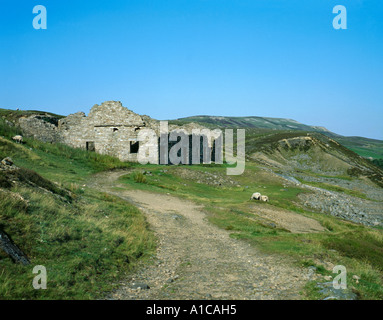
58, 101, 150, 162
17, 101, 220, 164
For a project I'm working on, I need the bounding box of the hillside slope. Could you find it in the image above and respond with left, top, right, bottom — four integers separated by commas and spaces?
174, 115, 330, 132
0, 119, 155, 299
247, 131, 383, 183
172, 115, 383, 160
244, 130, 383, 227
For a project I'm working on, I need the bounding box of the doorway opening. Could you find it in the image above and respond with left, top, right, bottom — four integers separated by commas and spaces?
130, 141, 139, 154
86, 141, 95, 152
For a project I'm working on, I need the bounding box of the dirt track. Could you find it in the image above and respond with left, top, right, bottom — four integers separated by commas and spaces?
89, 171, 309, 300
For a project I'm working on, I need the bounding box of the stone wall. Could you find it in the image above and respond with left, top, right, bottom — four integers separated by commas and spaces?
58, 101, 147, 162
18, 115, 60, 143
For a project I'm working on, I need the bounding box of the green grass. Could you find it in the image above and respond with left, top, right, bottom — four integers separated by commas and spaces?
0, 138, 131, 187
132, 171, 147, 183
371, 158, 383, 170
348, 147, 383, 159
0, 120, 155, 299
0, 187, 155, 299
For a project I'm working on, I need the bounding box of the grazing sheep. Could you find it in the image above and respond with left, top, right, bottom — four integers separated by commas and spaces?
250, 192, 261, 200
260, 195, 269, 202
12, 135, 23, 144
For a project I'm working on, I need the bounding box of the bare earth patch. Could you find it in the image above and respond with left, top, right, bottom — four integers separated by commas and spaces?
249, 205, 326, 233
89, 171, 310, 300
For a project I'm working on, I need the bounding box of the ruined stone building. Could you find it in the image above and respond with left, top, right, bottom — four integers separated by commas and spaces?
17, 101, 221, 164
58, 101, 149, 162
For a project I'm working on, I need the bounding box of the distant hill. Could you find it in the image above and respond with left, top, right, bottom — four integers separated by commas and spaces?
0, 108, 64, 122
173, 115, 331, 132
172, 115, 383, 160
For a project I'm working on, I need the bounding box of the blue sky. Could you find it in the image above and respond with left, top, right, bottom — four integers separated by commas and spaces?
1, 0, 382, 139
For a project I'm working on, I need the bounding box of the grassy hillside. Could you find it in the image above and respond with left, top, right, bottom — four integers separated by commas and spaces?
0, 118, 155, 299
171, 115, 383, 161
0, 108, 64, 124
245, 130, 383, 179
174, 115, 330, 132
329, 135, 383, 160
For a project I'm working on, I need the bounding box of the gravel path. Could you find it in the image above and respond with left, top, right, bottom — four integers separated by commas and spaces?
89, 171, 308, 300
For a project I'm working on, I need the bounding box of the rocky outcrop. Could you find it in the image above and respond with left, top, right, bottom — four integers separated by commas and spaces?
1, 157, 15, 168
0, 157, 30, 265
299, 187, 383, 227
274, 171, 383, 227
0, 230, 30, 265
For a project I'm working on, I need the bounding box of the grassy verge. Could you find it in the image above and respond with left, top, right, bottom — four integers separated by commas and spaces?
0, 187, 155, 299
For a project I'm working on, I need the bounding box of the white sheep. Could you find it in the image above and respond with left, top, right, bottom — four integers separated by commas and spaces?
250, 192, 261, 200
12, 135, 23, 144
260, 195, 269, 202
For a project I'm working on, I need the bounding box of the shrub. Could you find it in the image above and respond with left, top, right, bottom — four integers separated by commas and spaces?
0, 172, 12, 188
371, 158, 383, 169
133, 172, 146, 183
